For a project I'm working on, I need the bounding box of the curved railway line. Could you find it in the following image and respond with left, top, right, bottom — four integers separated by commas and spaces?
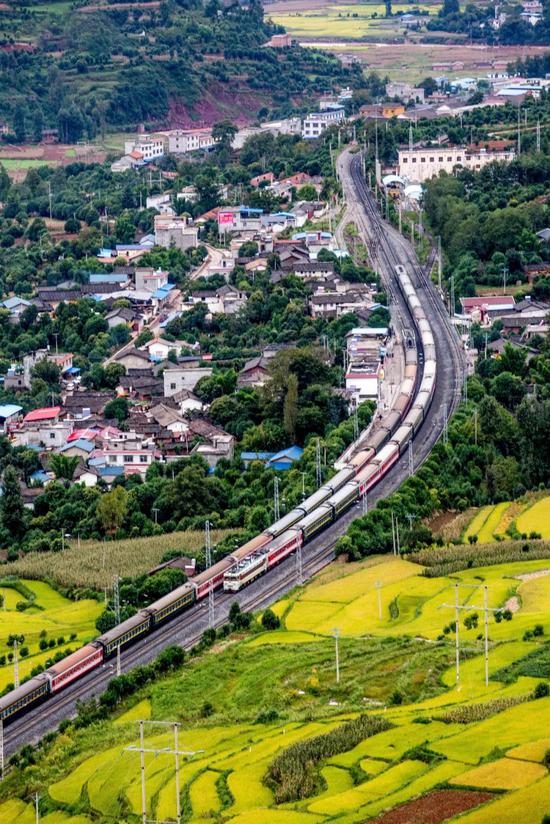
1, 149, 464, 758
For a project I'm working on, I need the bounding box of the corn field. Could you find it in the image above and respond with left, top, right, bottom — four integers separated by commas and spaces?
411, 540, 550, 577
435, 695, 528, 724
0, 529, 234, 591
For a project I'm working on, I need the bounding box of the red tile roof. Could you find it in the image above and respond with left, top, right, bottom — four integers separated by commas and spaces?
23, 406, 62, 423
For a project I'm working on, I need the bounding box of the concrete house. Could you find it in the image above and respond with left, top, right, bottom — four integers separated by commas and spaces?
237, 355, 270, 388
163, 363, 213, 396
113, 348, 152, 371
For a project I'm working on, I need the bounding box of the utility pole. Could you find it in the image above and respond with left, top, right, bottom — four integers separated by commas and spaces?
48, 182, 52, 221
408, 440, 413, 477
116, 643, 121, 677
502, 265, 508, 295
353, 407, 359, 441
391, 511, 397, 555
463, 370, 468, 404
35, 793, 39, 824
517, 106, 521, 155
205, 520, 214, 628
152, 507, 159, 525
375, 580, 382, 620
398, 202, 402, 234
473, 408, 478, 446
437, 236, 442, 291
301, 472, 306, 501
114, 576, 121, 625
536, 118, 541, 152
13, 638, 19, 689
440, 584, 498, 687
443, 403, 448, 445
332, 628, 340, 684
0, 719, 4, 781
450, 275, 455, 317
274, 477, 280, 522
409, 121, 413, 152
125, 720, 201, 824
295, 538, 303, 586
315, 438, 322, 488
362, 490, 368, 516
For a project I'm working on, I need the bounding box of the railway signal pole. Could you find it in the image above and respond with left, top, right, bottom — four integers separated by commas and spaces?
362, 491, 368, 516
296, 541, 303, 586
114, 576, 121, 626
408, 440, 414, 477
0, 719, 4, 781
315, 439, 322, 489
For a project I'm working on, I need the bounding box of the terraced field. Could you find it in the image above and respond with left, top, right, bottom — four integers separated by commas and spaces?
458, 494, 550, 543
0, 578, 102, 691
0, 554, 548, 822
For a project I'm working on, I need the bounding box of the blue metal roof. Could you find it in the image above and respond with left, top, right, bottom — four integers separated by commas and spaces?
30, 470, 51, 484
153, 285, 175, 299
267, 446, 304, 465
89, 273, 128, 284
98, 465, 125, 476
241, 451, 274, 461
59, 438, 95, 454
2, 297, 31, 309
0, 404, 23, 418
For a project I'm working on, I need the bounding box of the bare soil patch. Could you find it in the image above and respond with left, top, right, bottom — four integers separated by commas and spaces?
367, 789, 494, 824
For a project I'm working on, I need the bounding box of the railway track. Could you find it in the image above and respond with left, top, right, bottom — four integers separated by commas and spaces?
3, 151, 464, 758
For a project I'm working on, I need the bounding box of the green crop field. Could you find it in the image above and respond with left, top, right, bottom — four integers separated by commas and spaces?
269, 2, 439, 41
0, 553, 548, 822
0, 578, 102, 691
461, 493, 550, 543
1, 528, 235, 590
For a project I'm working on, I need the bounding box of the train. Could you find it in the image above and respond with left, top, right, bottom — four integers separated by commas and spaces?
0, 265, 437, 726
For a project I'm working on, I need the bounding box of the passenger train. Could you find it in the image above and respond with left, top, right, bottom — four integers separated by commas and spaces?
0, 266, 437, 725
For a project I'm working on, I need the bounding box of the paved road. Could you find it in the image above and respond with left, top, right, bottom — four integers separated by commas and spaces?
4, 151, 464, 758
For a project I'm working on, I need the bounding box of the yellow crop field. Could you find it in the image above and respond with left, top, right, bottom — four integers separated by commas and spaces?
0, 799, 34, 824
477, 502, 512, 542
247, 630, 321, 646
300, 557, 418, 604
517, 573, 550, 612
49, 750, 114, 805
455, 774, 550, 823
516, 497, 550, 538
433, 698, 550, 764
229, 811, 326, 824
464, 506, 493, 541
507, 736, 550, 762
308, 760, 427, 816
226, 761, 273, 814
452, 757, 546, 790
114, 699, 151, 725
189, 770, 221, 818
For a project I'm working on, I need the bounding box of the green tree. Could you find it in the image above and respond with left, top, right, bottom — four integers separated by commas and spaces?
0, 466, 27, 541
49, 454, 80, 482
13, 103, 26, 143
212, 120, 238, 151
283, 373, 298, 441
104, 397, 129, 423
97, 486, 128, 535
32, 109, 44, 143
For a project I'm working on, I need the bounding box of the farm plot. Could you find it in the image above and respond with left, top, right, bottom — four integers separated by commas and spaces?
0, 578, 101, 690
516, 497, 550, 538
455, 774, 550, 823
451, 757, 547, 790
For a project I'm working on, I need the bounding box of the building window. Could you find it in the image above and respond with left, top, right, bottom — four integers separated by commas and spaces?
140, 455, 148, 463
109, 455, 117, 463
50, 432, 56, 439
429, 157, 434, 162
439, 157, 443, 162
457, 156, 462, 161
402, 157, 408, 163
170, 383, 176, 390
124, 454, 134, 463
421, 157, 426, 163
447, 157, 452, 162
412, 158, 417, 163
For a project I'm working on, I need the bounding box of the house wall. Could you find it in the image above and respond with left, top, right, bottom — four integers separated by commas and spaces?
164, 367, 213, 396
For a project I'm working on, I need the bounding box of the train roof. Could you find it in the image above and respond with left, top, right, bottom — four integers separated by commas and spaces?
300, 486, 332, 513
265, 508, 305, 537
297, 503, 333, 530
191, 556, 235, 586
328, 481, 359, 506
231, 533, 271, 561
266, 527, 300, 551
45, 642, 102, 676
97, 610, 150, 646
146, 581, 195, 613
0, 673, 49, 711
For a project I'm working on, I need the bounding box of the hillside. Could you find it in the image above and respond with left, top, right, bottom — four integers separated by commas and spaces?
1, 552, 549, 822
0, 0, 362, 139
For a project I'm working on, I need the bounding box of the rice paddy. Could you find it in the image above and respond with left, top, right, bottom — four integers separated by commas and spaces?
459, 494, 550, 543
0, 554, 548, 823
0, 578, 102, 690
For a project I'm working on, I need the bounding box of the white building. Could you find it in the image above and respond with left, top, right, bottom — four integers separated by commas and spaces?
163, 365, 213, 396
168, 129, 216, 154
135, 267, 169, 293
302, 108, 345, 139
154, 215, 199, 251
345, 360, 381, 404
124, 134, 165, 162
386, 82, 425, 103
398, 146, 516, 183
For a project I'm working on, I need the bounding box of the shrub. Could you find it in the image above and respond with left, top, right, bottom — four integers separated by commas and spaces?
255, 708, 280, 724
533, 624, 544, 637
390, 689, 403, 705
200, 701, 215, 718
261, 608, 281, 630
534, 682, 549, 699
39, 639, 48, 651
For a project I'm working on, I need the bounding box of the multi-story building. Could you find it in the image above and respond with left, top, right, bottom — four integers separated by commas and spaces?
167, 129, 216, 154
302, 108, 345, 139
397, 146, 516, 183
386, 82, 425, 103
123, 134, 165, 162
154, 215, 199, 251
